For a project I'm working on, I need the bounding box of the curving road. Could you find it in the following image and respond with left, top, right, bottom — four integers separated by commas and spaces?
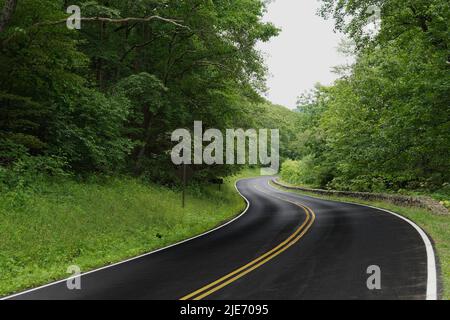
4, 176, 437, 300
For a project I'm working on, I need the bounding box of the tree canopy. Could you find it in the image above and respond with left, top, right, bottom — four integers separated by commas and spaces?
283, 0, 449, 192
0, 0, 285, 183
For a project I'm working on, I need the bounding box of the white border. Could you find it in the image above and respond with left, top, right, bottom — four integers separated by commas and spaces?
2, 179, 252, 300
268, 181, 438, 300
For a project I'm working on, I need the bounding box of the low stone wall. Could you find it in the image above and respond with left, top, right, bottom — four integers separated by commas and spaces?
272, 178, 449, 215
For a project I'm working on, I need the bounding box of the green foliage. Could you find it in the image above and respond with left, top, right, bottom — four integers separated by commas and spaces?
0, 155, 69, 190
319, 0, 450, 51
0, 0, 279, 181
0, 137, 28, 165
249, 102, 300, 161
0, 92, 48, 161
116, 73, 167, 113
280, 156, 331, 188
279, 159, 297, 183
285, 0, 449, 192
49, 87, 133, 172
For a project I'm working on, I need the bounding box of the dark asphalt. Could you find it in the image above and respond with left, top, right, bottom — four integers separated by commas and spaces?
5, 176, 434, 300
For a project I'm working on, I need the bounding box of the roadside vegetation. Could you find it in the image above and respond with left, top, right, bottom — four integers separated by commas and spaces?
0, 167, 258, 297
271, 180, 450, 300
280, 160, 450, 210
283, 0, 449, 198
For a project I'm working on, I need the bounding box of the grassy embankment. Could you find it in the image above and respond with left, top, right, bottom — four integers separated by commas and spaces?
271, 179, 450, 300
0, 169, 258, 297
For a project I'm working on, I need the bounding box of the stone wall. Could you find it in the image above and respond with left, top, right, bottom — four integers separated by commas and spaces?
272, 179, 449, 215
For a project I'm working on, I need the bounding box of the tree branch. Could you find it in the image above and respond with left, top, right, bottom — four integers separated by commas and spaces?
119, 36, 162, 62
34, 15, 190, 30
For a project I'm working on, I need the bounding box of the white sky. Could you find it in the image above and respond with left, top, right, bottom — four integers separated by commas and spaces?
257, 0, 349, 109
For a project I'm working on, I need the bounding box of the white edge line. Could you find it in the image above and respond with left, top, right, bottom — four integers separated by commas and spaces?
2, 178, 252, 300
268, 180, 438, 301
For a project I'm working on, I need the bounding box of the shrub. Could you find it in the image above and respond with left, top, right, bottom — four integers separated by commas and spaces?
280, 156, 321, 187
0, 155, 70, 190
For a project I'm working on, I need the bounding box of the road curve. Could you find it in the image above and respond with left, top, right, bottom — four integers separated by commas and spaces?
4, 176, 437, 300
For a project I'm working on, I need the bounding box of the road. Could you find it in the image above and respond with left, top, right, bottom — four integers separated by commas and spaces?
4, 176, 437, 300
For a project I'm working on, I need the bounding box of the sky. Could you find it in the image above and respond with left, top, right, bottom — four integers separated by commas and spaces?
257, 0, 350, 109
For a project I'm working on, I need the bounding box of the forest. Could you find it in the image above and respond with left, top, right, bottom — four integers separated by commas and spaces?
0, 0, 447, 195
0, 0, 292, 186
282, 0, 449, 197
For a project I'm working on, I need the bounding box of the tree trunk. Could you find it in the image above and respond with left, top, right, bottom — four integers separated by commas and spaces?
96, 21, 106, 89
0, 0, 18, 33
134, 105, 152, 174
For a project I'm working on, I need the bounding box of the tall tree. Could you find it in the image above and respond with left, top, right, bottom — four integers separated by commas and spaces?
0, 0, 18, 33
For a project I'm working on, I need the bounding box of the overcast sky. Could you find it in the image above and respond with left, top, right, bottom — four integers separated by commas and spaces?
257, 0, 349, 109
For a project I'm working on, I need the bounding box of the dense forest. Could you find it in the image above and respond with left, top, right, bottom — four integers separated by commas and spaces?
282, 0, 449, 194
0, 0, 297, 187
0, 0, 448, 194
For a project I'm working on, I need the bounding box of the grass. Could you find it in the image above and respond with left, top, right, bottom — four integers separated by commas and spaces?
271, 180, 450, 300
410, 190, 450, 210
0, 169, 258, 297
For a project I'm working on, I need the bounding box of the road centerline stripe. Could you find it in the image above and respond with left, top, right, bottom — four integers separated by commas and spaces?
180, 183, 316, 300
192, 207, 316, 300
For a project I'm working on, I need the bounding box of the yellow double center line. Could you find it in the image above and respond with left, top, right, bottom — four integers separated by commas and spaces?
180, 184, 316, 300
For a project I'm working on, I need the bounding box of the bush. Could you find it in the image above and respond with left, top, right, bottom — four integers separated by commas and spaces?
0, 138, 29, 166
49, 88, 133, 173
280, 156, 322, 187
0, 155, 70, 190
280, 159, 302, 185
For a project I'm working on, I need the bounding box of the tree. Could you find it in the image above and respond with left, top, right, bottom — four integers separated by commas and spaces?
284, 0, 450, 191
116, 73, 167, 173
1, 0, 280, 182
0, 0, 18, 33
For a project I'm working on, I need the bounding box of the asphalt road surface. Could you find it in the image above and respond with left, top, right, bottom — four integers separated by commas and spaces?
4, 176, 438, 300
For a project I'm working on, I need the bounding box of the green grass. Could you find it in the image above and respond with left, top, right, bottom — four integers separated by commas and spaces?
271, 180, 450, 300
0, 169, 258, 297
409, 190, 450, 210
